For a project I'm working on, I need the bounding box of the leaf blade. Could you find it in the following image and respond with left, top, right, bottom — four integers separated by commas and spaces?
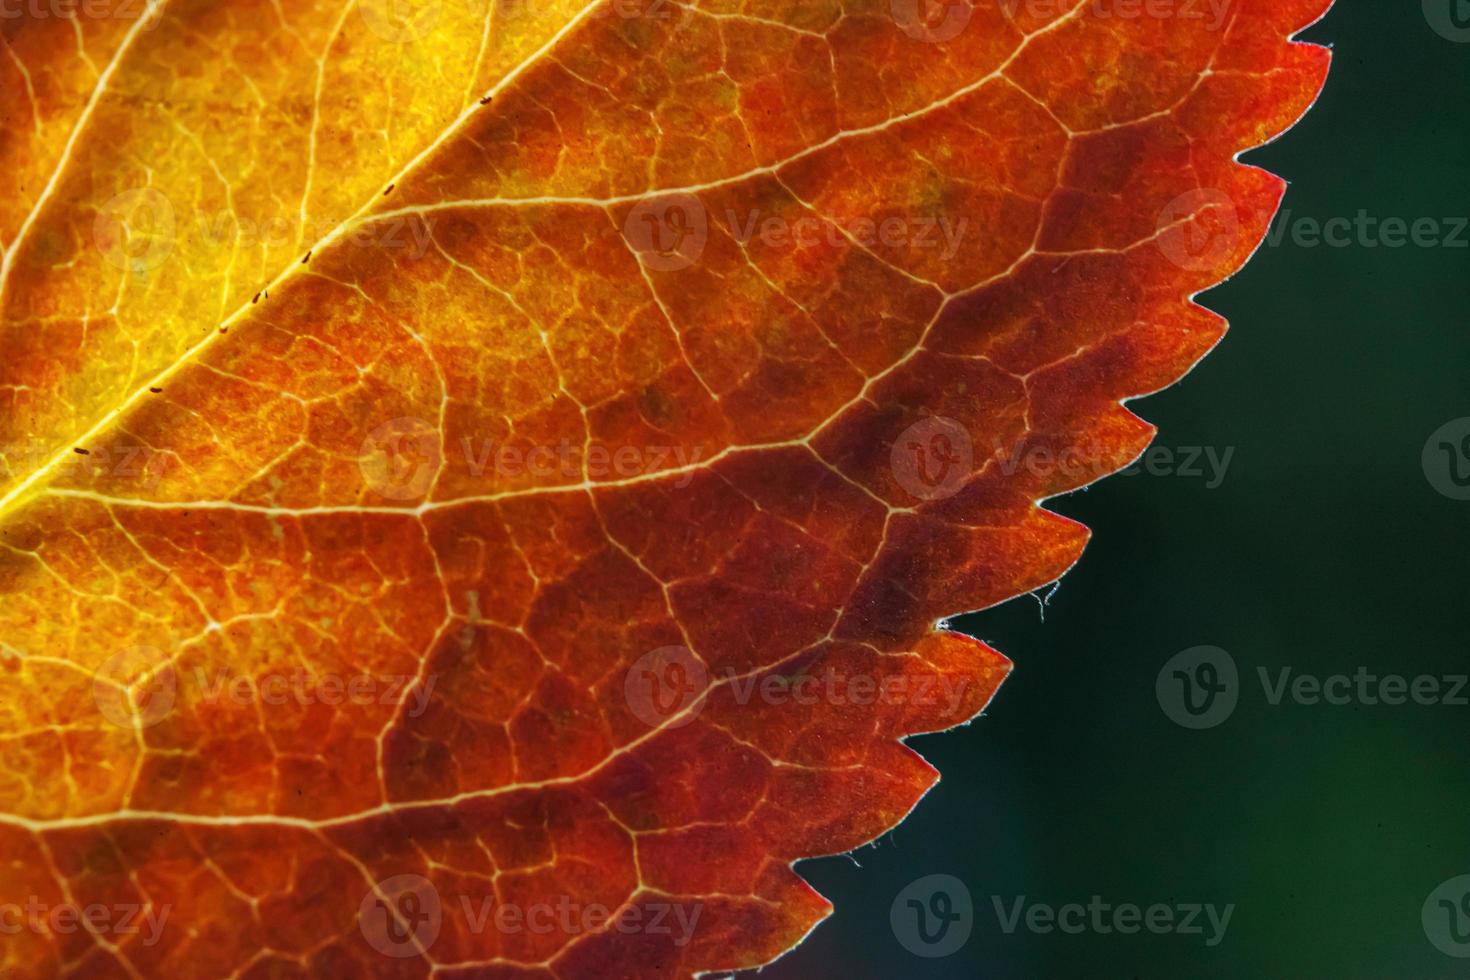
0, 0, 1332, 975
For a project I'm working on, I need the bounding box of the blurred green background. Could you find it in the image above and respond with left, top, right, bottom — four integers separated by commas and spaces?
750, 3, 1470, 977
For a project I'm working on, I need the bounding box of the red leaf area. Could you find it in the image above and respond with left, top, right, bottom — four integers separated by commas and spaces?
0, 0, 1330, 976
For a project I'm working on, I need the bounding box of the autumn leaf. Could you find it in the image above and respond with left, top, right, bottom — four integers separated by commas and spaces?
0, 0, 1330, 976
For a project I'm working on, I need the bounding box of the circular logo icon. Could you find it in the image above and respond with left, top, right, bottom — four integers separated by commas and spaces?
94, 188, 176, 274
1156, 188, 1240, 273
891, 416, 973, 502
1422, 417, 1470, 500
359, 417, 443, 502
892, 0, 974, 43
1156, 645, 1239, 730
891, 874, 973, 958
359, 874, 442, 958
92, 645, 176, 729
1423, 875, 1470, 957
358, 0, 441, 43
622, 196, 708, 272
624, 646, 709, 729
995, 0, 1029, 24
1424, 0, 1470, 42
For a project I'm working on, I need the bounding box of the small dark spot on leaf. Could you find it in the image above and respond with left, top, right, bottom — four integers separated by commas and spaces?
73, 448, 89, 455
150, 387, 163, 394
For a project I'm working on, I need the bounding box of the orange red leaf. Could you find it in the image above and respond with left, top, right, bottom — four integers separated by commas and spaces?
0, 1, 1330, 975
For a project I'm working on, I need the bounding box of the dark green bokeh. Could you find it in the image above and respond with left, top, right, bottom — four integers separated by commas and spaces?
751, 4, 1469, 977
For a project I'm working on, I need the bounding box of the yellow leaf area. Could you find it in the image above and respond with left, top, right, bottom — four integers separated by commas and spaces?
0, 0, 1329, 976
